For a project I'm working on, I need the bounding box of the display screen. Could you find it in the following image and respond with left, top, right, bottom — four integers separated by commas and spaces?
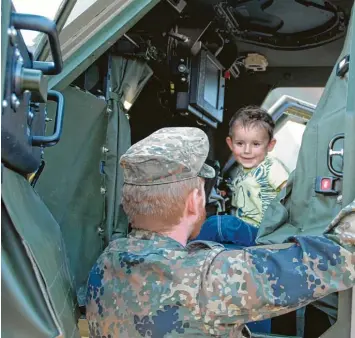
203, 56, 220, 109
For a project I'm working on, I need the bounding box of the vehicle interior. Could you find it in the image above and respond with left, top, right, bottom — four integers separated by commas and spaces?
1, 0, 355, 337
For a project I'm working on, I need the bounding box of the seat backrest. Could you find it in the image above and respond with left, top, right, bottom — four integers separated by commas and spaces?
2, 167, 80, 338
257, 8, 352, 243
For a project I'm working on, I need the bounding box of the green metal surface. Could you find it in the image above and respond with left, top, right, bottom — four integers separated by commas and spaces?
48, 0, 160, 91
1, 0, 11, 100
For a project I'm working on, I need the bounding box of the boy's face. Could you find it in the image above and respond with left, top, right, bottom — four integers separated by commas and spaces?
226, 123, 276, 169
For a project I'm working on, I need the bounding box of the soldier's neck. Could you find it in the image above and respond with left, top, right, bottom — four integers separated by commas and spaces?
132, 217, 189, 246
160, 228, 189, 246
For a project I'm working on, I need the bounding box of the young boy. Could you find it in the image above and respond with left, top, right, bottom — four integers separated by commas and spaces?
196, 106, 289, 244
194, 106, 290, 334
226, 105, 289, 226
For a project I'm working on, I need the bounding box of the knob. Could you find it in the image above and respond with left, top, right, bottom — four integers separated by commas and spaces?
21, 68, 48, 103
13, 55, 48, 103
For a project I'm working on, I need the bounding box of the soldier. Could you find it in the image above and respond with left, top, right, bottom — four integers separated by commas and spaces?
86, 127, 355, 338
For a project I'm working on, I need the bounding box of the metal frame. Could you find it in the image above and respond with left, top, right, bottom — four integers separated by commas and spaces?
268, 94, 316, 124
48, 0, 160, 91
1, 0, 11, 100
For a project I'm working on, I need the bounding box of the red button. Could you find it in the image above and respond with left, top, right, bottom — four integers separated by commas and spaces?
321, 178, 331, 190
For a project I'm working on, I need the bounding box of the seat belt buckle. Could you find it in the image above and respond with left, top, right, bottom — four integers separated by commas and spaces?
315, 176, 340, 195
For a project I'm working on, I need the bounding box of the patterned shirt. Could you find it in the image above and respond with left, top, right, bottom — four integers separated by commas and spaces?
231, 155, 289, 226
86, 201, 355, 338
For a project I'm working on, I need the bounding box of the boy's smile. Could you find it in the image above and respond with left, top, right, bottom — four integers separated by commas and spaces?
226, 123, 276, 169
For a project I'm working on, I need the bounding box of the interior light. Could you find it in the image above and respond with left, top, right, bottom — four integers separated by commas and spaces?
123, 100, 132, 110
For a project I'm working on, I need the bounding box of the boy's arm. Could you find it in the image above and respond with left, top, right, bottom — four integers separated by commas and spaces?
199, 200, 355, 330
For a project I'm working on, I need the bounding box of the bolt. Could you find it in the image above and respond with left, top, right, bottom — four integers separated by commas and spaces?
178, 64, 187, 73
14, 49, 21, 58
106, 107, 113, 115
102, 146, 109, 154
7, 27, 17, 45
45, 117, 53, 122
28, 111, 34, 120
2, 100, 8, 108
181, 77, 186, 82
11, 94, 20, 110
100, 187, 107, 195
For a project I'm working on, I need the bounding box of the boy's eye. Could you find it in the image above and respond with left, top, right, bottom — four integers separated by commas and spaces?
253, 142, 261, 146
235, 142, 243, 146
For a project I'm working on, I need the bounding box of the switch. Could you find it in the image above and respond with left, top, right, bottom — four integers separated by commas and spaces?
315, 176, 340, 195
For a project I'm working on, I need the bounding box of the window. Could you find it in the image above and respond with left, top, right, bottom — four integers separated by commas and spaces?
262, 87, 324, 171
13, 0, 65, 53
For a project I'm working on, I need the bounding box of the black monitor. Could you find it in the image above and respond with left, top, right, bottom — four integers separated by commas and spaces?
175, 50, 225, 127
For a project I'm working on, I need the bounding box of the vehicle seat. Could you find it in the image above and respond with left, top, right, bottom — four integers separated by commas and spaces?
2, 166, 80, 338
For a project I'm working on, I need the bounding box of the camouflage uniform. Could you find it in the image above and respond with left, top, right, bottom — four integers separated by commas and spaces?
86, 127, 355, 338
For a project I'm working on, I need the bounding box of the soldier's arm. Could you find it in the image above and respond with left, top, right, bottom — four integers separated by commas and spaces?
199, 205, 355, 329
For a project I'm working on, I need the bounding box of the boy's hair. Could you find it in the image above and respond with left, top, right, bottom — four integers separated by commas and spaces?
228, 105, 275, 141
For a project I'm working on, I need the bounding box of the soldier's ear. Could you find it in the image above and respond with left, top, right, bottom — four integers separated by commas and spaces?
186, 188, 200, 216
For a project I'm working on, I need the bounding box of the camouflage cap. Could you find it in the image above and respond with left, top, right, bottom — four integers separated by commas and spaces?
120, 127, 215, 185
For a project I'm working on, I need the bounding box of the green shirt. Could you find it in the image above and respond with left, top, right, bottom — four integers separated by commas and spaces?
231, 155, 289, 226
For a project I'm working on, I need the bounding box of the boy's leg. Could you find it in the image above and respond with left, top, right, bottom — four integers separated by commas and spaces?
195, 215, 271, 334
194, 214, 259, 247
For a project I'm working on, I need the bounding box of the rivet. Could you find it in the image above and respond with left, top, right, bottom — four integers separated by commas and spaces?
7, 27, 17, 45
2, 100, 8, 108
11, 93, 20, 110
100, 187, 106, 194
102, 146, 109, 154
